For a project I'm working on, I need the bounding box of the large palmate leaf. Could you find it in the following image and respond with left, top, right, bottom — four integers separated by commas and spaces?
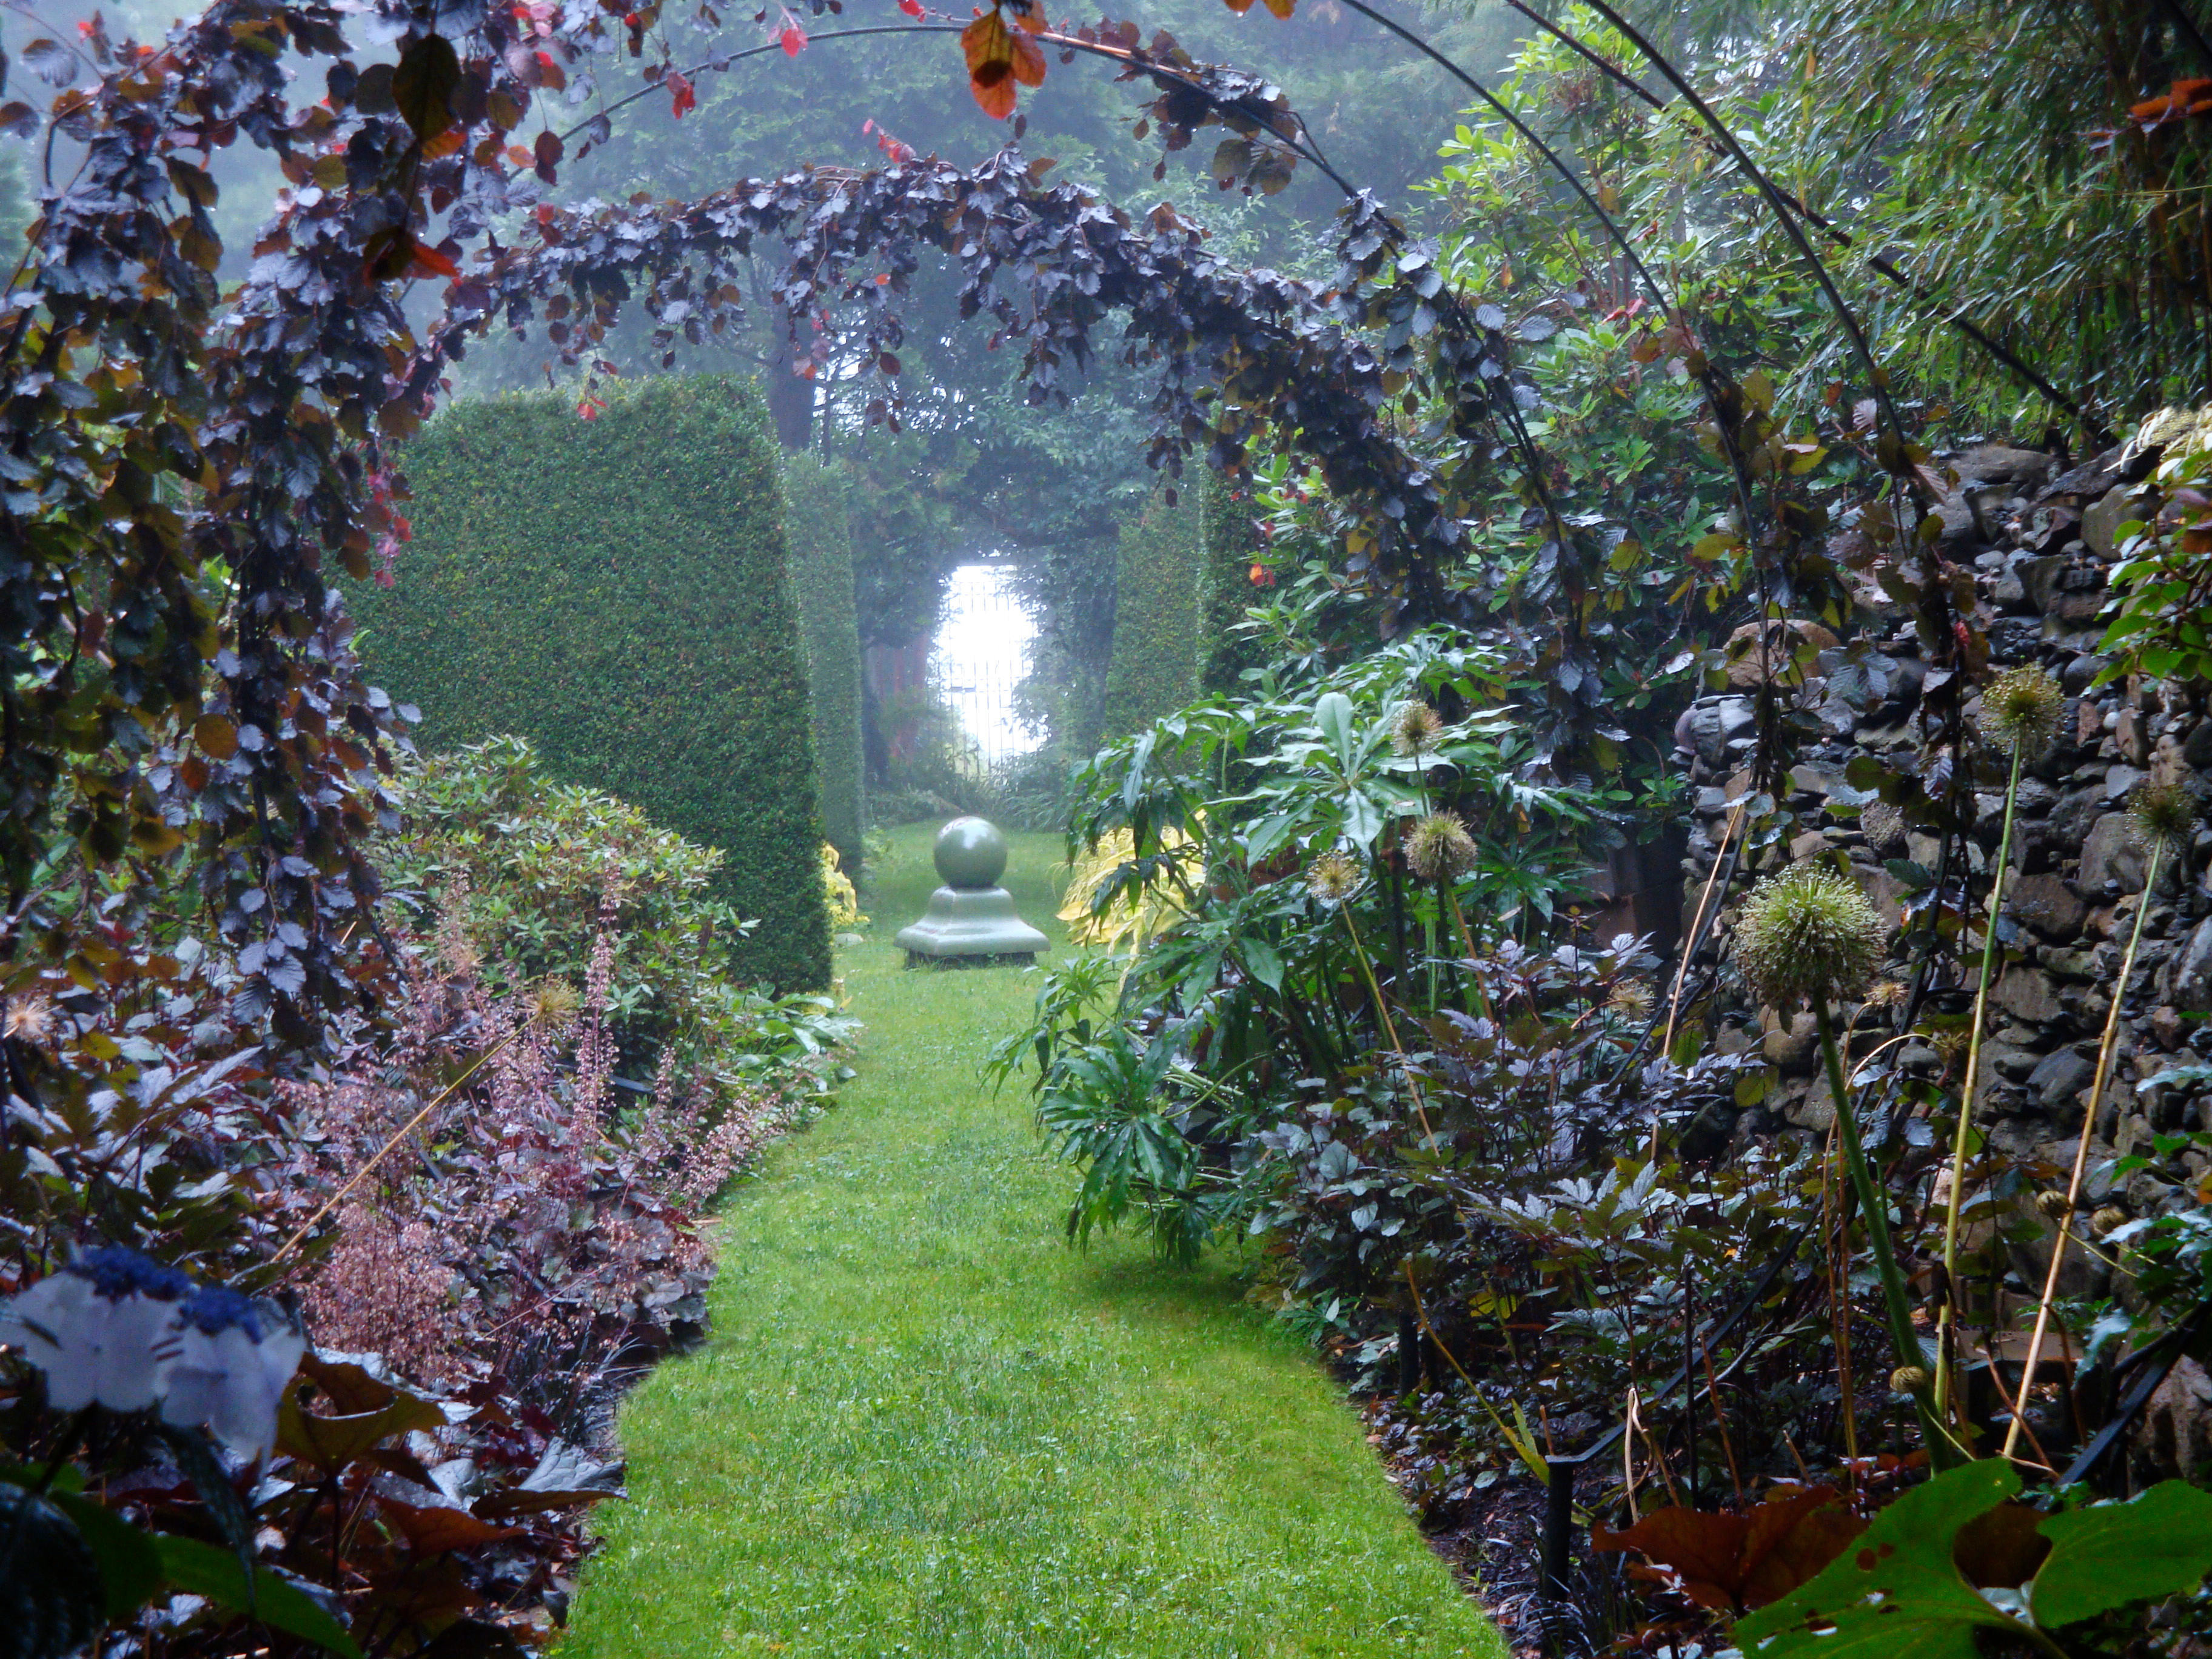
1592, 1484, 1865, 1611
1734, 1461, 2023, 1659
2034, 1480, 2212, 1627
1738, 1463, 2212, 1658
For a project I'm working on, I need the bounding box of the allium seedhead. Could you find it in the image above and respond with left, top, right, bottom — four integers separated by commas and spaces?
1891, 1365, 1931, 1394
1735, 863, 1888, 1011
1389, 701, 1445, 758
1982, 665, 2065, 760
1864, 979, 1909, 1010
532, 979, 581, 1029
2, 994, 55, 1047
1404, 812, 1477, 882
1305, 850, 1364, 906
2130, 780, 2197, 859
1607, 980, 1656, 1021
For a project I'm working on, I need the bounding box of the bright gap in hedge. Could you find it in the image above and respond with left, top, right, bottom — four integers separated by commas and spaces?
937, 562, 1041, 769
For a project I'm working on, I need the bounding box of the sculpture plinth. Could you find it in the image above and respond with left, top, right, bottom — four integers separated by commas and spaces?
897, 817, 1048, 968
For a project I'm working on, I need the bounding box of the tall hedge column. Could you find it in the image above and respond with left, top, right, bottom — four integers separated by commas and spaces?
1199, 471, 1269, 696
782, 453, 867, 874
1098, 482, 1203, 739
350, 374, 832, 991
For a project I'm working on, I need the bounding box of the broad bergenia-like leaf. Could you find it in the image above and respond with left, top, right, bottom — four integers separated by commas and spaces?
2033, 1481, 2212, 1627
1735, 1461, 2024, 1659
1592, 1485, 1865, 1612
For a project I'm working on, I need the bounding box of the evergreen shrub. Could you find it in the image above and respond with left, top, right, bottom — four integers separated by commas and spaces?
1099, 482, 1202, 737
783, 452, 868, 872
1199, 471, 1269, 695
350, 374, 831, 990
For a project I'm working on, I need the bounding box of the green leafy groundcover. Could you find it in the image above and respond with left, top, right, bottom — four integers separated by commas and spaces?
782, 452, 867, 873
1098, 481, 1202, 738
350, 373, 831, 991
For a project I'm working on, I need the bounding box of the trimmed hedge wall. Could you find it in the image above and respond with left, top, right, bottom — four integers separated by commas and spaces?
1099, 482, 1202, 738
350, 374, 832, 991
782, 452, 866, 873
1199, 471, 1269, 695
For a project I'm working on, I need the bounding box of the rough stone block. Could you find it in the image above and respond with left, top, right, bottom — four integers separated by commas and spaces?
2011, 872, 2086, 941
2027, 1047, 2096, 1111
1992, 968, 2063, 1025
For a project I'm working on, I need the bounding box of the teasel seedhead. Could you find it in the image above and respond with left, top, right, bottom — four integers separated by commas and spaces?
1404, 812, 1477, 882
2130, 780, 2198, 859
2034, 1188, 2072, 1219
1306, 850, 1364, 906
1891, 1365, 1931, 1394
1389, 701, 1445, 759
1982, 665, 2066, 761
1735, 863, 1888, 1013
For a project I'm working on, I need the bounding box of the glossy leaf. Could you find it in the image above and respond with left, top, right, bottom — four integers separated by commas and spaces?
155, 1537, 362, 1658
2033, 1481, 2212, 1628
1735, 1461, 2023, 1658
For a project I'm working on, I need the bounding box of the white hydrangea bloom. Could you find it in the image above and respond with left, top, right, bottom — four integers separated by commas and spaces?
161, 1289, 306, 1462
0, 1248, 192, 1413
1, 1249, 305, 1461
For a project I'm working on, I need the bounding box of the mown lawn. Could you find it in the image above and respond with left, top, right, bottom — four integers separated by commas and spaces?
558, 822, 1502, 1659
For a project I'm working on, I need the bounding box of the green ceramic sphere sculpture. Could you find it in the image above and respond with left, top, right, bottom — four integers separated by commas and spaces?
897, 816, 1048, 968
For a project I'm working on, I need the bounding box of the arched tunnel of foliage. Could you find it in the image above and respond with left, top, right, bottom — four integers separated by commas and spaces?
10, 0, 2212, 1654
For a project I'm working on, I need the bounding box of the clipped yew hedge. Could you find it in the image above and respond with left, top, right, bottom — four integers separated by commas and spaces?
1099, 482, 1202, 737
783, 452, 866, 873
1199, 471, 1270, 695
352, 374, 831, 991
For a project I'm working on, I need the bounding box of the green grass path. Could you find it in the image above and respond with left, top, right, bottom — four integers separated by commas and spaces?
558, 825, 1503, 1658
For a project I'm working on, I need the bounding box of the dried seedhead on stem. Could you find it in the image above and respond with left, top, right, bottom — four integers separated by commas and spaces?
1981, 665, 2065, 762
1305, 850, 1364, 906
2130, 779, 2198, 859
1735, 862, 1887, 1013
1389, 700, 1444, 759
1404, 812, 1476, 882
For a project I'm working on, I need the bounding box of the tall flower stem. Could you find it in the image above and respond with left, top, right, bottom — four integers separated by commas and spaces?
1441, 883, 1493, 1021
1817, 1006, 1956, 1467
2002, 838, 2166, 1460
1936, 743, 2026, 1421
1339, 903, 1439, 1147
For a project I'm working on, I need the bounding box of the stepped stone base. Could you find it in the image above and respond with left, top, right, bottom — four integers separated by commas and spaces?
897, 885, 1047, 966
